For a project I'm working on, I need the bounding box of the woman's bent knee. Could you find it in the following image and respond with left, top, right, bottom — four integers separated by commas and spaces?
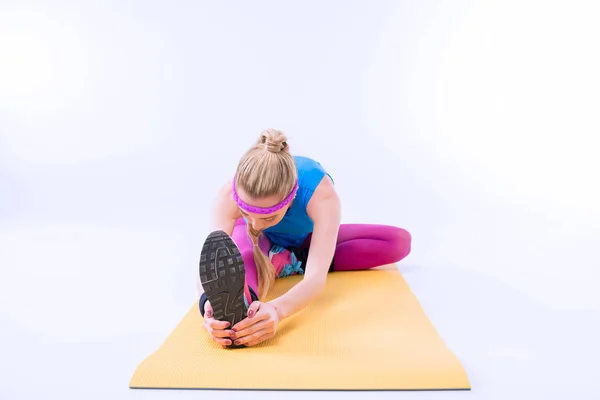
390, 227, 411, 262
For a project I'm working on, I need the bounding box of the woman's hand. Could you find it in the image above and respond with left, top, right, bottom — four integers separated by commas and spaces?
230, 301, 280, 347
202, 301, 234, 348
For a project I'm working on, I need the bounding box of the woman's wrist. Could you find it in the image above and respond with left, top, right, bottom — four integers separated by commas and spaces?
267, 279, 324, 322
267, 300, 285, 321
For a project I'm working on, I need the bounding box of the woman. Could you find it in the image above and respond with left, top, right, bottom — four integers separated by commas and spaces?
198, 129, 411, 348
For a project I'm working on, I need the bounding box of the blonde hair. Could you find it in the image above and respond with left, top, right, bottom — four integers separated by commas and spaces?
235, 128, 298, 299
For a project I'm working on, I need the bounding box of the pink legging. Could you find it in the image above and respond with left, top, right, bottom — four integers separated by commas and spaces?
231, 219, 412, 297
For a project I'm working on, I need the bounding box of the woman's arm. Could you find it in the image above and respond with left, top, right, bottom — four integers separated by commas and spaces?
210, 179, 242, 236
267, 176, 341, 320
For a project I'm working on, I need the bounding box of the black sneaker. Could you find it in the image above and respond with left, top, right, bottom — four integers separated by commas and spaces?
199, 230, 248, 348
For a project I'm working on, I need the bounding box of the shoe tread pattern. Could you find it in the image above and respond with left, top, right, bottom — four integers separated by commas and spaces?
199, 230, 247, 348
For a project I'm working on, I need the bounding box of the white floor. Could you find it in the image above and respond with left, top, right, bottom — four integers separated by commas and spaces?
2, 0, 600, 399
1, 214, 598, 400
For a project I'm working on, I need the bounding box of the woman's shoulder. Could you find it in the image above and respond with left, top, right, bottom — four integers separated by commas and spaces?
293, 155, 323, 168
292, 155, 335, 208
293, 155, 329, 179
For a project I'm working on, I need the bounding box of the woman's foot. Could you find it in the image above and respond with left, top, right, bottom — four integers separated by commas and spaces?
199, 230, 248, 348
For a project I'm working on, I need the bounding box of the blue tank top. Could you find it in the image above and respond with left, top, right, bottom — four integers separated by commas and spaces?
262, 156, 333, 248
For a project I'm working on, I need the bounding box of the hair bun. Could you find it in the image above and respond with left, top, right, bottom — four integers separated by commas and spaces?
259, 129, 289, 153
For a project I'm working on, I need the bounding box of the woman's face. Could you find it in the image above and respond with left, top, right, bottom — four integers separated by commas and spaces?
239, 207, 288, 231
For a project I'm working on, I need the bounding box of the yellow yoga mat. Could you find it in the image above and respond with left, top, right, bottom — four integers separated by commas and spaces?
129, 265, 470, 391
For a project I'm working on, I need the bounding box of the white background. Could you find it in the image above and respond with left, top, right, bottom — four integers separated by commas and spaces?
1, 0, 599, 399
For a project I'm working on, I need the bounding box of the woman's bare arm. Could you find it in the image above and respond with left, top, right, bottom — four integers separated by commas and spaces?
209, 179, 242, 236
267, 176, 341, 319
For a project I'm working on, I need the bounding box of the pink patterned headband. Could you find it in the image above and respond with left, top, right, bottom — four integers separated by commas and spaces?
232, 175, 298, 214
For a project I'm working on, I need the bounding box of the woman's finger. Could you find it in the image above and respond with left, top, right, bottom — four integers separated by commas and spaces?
203, 318, 231, 338
212, 336, 232, 346
232, 319, 269, 340
232, 309, 268, 332
210, 327, 234, 339
208, 319, 231, 330
204, 322, 233, 344
245, 332, 274, 347
204, 301, 213, 317
233, 328, 270, 346
247, 301, 261, 318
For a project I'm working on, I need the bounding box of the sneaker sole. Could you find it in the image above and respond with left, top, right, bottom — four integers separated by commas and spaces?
198, 230, 248, 348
